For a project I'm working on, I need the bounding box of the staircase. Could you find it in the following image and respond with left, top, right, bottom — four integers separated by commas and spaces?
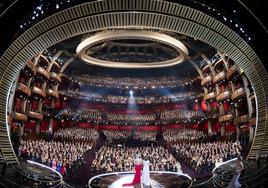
0, 121, 19, 165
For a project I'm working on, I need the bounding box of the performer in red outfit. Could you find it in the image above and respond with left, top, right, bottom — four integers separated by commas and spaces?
123, 156, 143, 187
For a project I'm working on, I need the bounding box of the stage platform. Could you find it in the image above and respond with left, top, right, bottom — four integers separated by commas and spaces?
88, 171, 192, 188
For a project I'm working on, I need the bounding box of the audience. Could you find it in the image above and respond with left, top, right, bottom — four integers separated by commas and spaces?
171, 141, 242, 176
163, 129, 207, 142
53, 128, 99, 141
73, 74, 200, 89
91, 145, 180, 173
59, 90, 203, 104
18, 139, 93, 176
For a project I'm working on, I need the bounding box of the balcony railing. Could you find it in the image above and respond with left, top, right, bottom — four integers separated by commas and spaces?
27, 111, 44, 120
202, 64, 210, 73
32, 86, 46, 98
227, 65, 238, 79
231, 88, 246, 101
204, 92, 216, 101
219, 114, 233, 122
201, 75, 213, 86
52, 61, 61, 69
249, 118, 256, 125
38, 55, 49, 65
17, 83, 31, 96
50, 72, 61, 83
234, 114, 249, 124
213, 71, 226, 84
37, 67, 50, 80
214, 59, 224, 69
12, 112, 28, 122
216, 90, 231, 101
47, 89, 59, 98
25, 60, 36, 75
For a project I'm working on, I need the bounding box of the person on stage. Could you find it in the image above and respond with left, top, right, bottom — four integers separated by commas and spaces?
123, 155, 143, 187
141, 157, 151, 188
227, 156, 244, 188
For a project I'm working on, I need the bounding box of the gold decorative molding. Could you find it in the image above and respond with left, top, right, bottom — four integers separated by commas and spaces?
234, 114, 249, 124
216, 90, 231, 101
227, 65, 238, 79
50, 72, 61, 83
219, 114, 233, 122
201, 75, 213, 86
231, 87, 246, 101
27, 111, 43, 120
12, 112, 28, 122
204, 92, 216, 101
37, 67, 50, 80
213, 71, 226, 83
32, 86, 46, 98
17, 83, 31, 97
47, 89, 59, 98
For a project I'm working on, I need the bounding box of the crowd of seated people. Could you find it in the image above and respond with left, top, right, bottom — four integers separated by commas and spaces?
103, 130, 131, 141
73, 74, 200, 89
58, 108, 206, 125
18, 139, 93, 176
107, 113, 156, 122
91, 145, 180, 173
160, 110, 204, 121
171, 141, 242, 176
59, 89, 202, 104
61, 108, 102, 121
163, 129, 207, 142
133, 131, 157, 141
103, 130, 157, 142
53, 128, 99, 141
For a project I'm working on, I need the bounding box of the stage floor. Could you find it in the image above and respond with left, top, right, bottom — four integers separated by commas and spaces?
88, 171, 192, 188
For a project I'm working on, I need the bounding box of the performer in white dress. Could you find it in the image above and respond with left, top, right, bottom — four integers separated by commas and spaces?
176, 162, 182, 174
141, 159, 151, 188
227, 156, 244, 188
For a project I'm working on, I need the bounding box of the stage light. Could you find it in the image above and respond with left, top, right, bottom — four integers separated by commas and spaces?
129, 90, 133, 95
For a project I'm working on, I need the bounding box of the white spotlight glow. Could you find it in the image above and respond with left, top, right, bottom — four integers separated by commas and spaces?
129, 90, 133, 95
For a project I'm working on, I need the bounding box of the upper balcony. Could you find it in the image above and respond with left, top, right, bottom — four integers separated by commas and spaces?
234, 114, 249, 124
204, 92, 216, 101
24, 60, 36, 77
37, 55, 50, 67
12, 112, 28, 122
52, 60, 61, 70
27, 111, 44, 120
231, 87, 246, 101
202, 64, 210, 73
17, 83, 31, 97
201, 75, 213, 87
32, 86, 46, 98
36, 67, 50, 81
47, 89, 59, 98
219, 113, 234, 122
216, 90, 231, 102
227, 65, 238, 80
49, 72, 61, 85
213, 71, 226, 84
214, 59, 225, 71
249, 118, 256, 125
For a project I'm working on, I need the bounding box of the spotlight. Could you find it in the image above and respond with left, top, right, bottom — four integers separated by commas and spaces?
129, 90, 133, 95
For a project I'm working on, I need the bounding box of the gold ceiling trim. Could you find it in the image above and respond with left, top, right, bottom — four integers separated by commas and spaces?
76, 30, 189, 68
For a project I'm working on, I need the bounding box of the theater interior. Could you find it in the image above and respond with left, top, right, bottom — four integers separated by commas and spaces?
0, 0, 267, 188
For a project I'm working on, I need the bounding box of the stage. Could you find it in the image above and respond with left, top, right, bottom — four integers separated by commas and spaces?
88, 171, 192, 188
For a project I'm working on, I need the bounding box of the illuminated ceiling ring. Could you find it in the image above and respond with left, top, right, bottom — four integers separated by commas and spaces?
76, 30, 189, 68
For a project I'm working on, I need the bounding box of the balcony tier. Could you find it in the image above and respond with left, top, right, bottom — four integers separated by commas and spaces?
219, 114, 233, 122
